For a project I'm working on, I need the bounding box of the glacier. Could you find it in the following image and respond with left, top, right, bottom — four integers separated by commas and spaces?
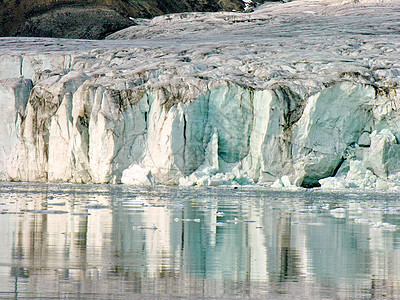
1, 0, 400, 189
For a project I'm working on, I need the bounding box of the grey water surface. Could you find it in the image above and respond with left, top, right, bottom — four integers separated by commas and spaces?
1, 182, 400, 299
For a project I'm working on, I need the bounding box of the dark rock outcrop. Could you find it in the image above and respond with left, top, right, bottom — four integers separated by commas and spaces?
16, 6, 135, 40
0, 0, 266, 39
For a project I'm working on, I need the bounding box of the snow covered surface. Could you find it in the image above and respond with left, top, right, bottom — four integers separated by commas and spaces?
1, 0, 400, 190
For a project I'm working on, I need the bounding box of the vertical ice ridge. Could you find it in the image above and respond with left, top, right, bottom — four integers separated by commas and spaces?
3, 76, 398, 187
0, 78, 33, 180
0, 50, 399, 188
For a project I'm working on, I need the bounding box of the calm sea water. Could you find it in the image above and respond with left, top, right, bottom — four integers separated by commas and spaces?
0, 182, 400, 299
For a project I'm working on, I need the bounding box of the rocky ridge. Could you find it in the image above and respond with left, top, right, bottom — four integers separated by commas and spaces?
1, 0, 255, 39
1, 0, 400, 190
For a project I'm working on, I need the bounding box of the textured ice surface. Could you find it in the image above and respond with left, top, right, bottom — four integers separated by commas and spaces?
0, 78, 32, 180
0, 0, 400, 188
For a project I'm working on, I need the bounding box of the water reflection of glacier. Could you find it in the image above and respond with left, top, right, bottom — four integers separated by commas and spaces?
0, 183, 400, 298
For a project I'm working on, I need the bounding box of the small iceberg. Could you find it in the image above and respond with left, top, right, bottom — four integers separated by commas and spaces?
132, 224, 158, 230
174, 218, 201, 223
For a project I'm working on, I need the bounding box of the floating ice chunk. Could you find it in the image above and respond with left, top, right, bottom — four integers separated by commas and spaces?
371, 222, 398, 232
226, 217, 239, 224
133, 224, 158, 230
121, 164, 154, 185
320, 204, 330, 210
375, 178, 396, 191
354, 218, 398, 231
174, 218, 200, 222
319, 177, 347, 190
305, 222, 325, 226
183, 218, 201, 222
271, 175, 296, 189
187, 170, 241, 186
331, 208, 346, 213
384, 207, 400, 215
233, 173, 254, 185
330, 207, 346, 218
388, 172, 400, 181
210, 173, 235, 186
354, 218, 371, 224
178, 177, 195, 186
188, 171, 208, 185
196, 176, 212, 186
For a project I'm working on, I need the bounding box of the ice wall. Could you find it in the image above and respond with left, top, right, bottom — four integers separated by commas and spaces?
2, 61, 399, 188
1, 0, 400, 188
0, 78, 32, 180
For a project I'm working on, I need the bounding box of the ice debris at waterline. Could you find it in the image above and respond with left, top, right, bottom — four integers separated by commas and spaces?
1, 0, 400, 190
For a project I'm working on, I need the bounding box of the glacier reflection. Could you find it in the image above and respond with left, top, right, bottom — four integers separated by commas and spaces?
1, 183, 400, 298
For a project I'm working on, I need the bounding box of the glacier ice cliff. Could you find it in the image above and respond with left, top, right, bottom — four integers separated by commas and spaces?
1, 0, 400, 189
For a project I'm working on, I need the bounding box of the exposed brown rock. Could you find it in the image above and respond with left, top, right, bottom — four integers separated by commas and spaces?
0, 0, 263, 39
